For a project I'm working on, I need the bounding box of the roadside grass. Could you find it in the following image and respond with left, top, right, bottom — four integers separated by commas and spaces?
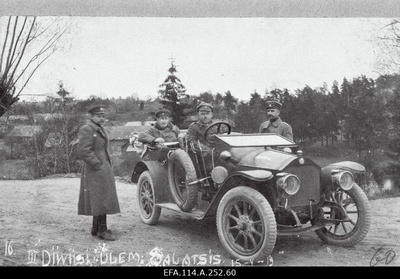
0, 159, 34, 180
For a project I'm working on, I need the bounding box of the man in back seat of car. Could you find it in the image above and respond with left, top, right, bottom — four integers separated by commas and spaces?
138, 109, 184, 147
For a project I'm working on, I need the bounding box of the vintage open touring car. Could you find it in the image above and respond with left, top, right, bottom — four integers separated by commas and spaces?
130, 122, 371, 263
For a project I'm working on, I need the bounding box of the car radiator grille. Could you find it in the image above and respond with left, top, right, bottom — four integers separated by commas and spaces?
284, 165, 321, 208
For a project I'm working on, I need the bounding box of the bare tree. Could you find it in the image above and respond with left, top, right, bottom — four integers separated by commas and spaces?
0, 16, 72, 117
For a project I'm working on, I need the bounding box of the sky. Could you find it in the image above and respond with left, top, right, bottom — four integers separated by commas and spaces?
9, 16, 393, 102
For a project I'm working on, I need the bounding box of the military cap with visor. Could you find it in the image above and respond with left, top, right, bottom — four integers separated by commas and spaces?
155, 108, 171, 118
88, 105, 107, 115
196, 101, 214, 112
266, 100, 282, 110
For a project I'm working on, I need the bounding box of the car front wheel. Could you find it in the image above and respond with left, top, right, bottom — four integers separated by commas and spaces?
315, 183, 371, 247
216, 186, 277, 263
137, 171, 161, 225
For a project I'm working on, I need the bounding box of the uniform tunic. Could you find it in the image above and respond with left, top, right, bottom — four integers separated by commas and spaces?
77, 120, 120, 216
186, 120, 213, 148
258, 117, 294, 141
138, 122, 180, 144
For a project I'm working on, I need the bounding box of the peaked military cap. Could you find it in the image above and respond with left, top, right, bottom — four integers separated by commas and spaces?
155, 108, 171, 118
266, 100, 282, 109
196, 101, 214, 112
88, 104, 107, 114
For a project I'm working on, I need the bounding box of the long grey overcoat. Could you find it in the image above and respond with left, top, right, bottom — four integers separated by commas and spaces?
77, 120, 120, 216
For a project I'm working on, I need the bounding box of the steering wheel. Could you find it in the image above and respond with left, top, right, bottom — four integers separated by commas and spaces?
203, 121, 231, 144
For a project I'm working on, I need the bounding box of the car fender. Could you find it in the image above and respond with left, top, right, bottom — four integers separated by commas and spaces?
226, 169, 274, 182
320, 161, 366, 192
205, 170, 274, 216
131, 161, 172, 203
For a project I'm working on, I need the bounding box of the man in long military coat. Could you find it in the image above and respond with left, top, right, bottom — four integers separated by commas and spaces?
77, 105, 120, 241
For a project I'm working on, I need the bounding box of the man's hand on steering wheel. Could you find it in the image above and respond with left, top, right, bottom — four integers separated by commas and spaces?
203, 122, 232, 144
152, 137, 166, 148
153, 137, 165, 144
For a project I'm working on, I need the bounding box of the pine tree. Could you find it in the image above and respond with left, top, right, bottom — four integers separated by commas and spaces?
223, 90, 238, 116
249, 91, 262, 108
158, 61, 188, 126
55, 81, 73, 111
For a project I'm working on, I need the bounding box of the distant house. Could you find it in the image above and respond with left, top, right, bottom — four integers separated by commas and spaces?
6, 125, 43, 158
33, 113, 63, 122
1, 113, 65, 135
5, 115, 30, 125
6, 125, 42, 143
125, 121, 143, 126
106, 126, 148, 155
143, 121, 156, 127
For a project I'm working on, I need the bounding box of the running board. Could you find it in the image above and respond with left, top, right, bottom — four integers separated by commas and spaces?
156, 202, 206, 219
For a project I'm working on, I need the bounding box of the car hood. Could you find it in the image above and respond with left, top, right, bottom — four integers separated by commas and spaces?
232, 147, 297, 171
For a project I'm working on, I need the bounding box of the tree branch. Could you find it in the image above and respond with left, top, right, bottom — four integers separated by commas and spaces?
3, 17, 18, 82
0, 17, 12, 74
16, 49, 54, 97
6, 17, 36, 89
1, 16, 72, 117
8, 17, 27, 69
3, 17, 19, 81
10, 17, 71, 90
6, 17, 28, 84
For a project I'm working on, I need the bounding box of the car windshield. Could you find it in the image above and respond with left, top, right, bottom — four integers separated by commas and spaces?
216, 133, 295, 147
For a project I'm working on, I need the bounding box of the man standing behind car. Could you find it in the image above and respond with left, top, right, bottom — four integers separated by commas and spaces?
77, 105, 120, 241
259, 100, 293, 153
258, 99, 293, 141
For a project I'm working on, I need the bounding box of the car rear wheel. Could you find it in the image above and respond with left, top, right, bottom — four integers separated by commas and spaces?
137, 171, 161, 225
168, 149, 198, 212
315, 183, 371, 247
216, 186, 277, 263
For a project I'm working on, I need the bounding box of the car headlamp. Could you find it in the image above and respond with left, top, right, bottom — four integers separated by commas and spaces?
331, 170, 354, 191
211, 166, 228, 184
276, 173, 300, 196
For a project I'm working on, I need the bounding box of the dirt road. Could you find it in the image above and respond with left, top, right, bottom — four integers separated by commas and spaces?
0, 177, 399, 267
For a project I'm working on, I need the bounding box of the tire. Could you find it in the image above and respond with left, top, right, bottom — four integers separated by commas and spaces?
168, 149, 198, 212
137, 171, 161, 225
216, 186, 277, 263
315, 183, 371, 247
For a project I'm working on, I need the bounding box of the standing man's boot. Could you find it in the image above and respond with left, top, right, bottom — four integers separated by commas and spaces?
98, 215, 116, 241
91, 216, 99, 236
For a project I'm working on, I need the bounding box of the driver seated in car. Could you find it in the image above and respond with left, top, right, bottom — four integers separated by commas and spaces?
185, 102, 215, 150
138, 109, 184, 148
